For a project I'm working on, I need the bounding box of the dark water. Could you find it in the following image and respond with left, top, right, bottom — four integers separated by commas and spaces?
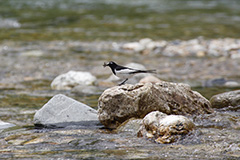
0, 0, 240, 159
0, 0, 240, 41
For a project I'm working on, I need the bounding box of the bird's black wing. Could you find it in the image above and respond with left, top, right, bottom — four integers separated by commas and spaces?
115, 65, 134, 71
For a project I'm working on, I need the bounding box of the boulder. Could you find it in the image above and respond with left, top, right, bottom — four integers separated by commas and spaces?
210, 90, 240, 109
138, 111, 195, 144
139, 75, 162, 84
0, 120, 15, 130
34, 94, 99, 128
51, 71, 96, 90
98, 82, 213, 129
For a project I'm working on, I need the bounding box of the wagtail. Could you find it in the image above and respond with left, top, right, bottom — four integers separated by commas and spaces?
103, 61, 156, 85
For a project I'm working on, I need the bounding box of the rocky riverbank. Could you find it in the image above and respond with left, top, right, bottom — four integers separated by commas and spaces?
0, 38, 240, 89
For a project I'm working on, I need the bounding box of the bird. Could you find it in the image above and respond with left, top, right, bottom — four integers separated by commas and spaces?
103, 61, 156, 85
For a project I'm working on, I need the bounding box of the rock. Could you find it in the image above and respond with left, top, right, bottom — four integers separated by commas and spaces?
116, 118, 143, 134
203, 78, 240, 87
0, 120, 15, 130
121, 38, 167, 54
224, 81, 240, 87
21, 50, 44, 57
162, 38, 207, 57
98, 82, 212, 129
122, 42, 145, 52
138, 111, 195, 144
34, 94, 99, 128
139, 75, 162, 83
51, 71, 96, 90
0, 18, 21, 28
210, 90, 240, 109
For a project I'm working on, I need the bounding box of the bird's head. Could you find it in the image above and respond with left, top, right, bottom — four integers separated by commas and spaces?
103, 61, 117, 68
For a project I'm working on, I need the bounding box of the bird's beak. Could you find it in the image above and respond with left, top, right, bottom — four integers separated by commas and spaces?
103, 62, 108, 67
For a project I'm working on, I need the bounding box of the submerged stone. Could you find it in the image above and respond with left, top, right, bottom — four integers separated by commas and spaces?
33, 94, 99, 128
98, 82, 212, 129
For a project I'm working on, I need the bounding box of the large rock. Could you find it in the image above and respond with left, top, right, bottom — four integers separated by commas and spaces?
138, 111, 195, 144
98, 82, 213, 129
51, 71, 96, 90
210, 90, 240, 109
34, 94, 99, 127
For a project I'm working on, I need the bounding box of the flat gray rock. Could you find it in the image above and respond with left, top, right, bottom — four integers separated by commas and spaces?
34, 94, 99, 128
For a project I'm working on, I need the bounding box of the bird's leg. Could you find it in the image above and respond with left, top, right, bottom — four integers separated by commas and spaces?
118, 78, 128, 86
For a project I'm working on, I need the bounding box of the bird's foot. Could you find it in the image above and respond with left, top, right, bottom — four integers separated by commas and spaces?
118, 78, 128, 86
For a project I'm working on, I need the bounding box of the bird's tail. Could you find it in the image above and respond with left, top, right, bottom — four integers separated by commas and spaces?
131, 69, 157, 74
144, 69, 157, 74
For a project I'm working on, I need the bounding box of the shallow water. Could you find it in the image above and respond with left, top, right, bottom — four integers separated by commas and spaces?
1, 0, 240, 41
0, 77, 240, 159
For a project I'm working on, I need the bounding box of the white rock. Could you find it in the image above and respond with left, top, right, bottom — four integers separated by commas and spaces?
138, 111, 195, 143
122, 42, 144, 52
0, 120, 15, 130
51, 71, 96, 90
139, 38, 153, 46
34, 94, 99, 127
21, 50, 44, 57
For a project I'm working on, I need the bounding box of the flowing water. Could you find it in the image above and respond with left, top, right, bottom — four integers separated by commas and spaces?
0, 0, 240, 159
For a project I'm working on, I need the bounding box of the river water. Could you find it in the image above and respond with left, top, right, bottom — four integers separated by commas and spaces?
0, 0, 240, 159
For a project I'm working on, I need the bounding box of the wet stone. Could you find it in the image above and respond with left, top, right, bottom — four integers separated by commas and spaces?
98, 82, 213, 129
138, 111, 195, 144
210, 90, 240, 109
33, 94, 99, 128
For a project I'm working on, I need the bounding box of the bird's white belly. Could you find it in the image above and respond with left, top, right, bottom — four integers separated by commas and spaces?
115, 69, 134, 79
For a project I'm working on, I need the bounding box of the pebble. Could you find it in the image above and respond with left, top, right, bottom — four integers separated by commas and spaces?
121, 38, 240, 57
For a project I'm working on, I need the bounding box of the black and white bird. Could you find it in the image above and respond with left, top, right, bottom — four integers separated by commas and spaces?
103, 61, 156, 85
